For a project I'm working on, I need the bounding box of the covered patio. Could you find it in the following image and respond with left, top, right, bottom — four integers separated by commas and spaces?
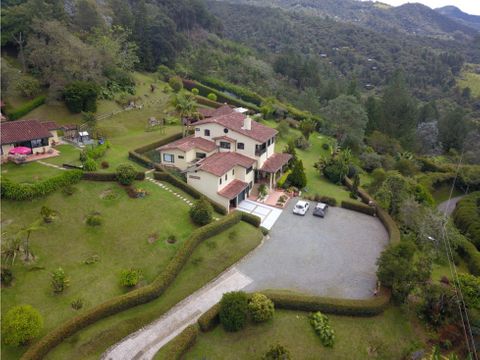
218, 179, 251, 210
256, 153, 292, 189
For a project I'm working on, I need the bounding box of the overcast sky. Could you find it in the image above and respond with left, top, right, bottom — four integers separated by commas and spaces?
366, 1, 480, 15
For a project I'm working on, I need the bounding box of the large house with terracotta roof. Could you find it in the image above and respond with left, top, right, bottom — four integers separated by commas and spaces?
158, 106, 292, 210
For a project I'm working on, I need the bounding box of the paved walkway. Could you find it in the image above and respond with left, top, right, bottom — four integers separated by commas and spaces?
437, 195, 465, 216
101, 268, 253, 360
237, 199, 283, 230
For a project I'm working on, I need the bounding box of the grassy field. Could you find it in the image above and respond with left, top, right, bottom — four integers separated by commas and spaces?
262, 120, 355, 202
1, 161, 62, 183
43, 221, 263, 360
1, 180, 198, 359
183, 307, 421, 360
458, 66, 480, 99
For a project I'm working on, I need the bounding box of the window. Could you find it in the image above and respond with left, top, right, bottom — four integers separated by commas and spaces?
268, 139, 271, 146
232, 168, 235, 175
225, 174, 228, 181
246, 166, 253, 174
195, 128, 200, 132
219, 178, 222, 185
223, 128, 229, 134
204, 129, 210, 136
196, 152, 206, 159
163, 153, 174, 163
237, 142, 245, 150
178, 155, 184, 159
220, 142, 231, 149
31, 139, 43, 148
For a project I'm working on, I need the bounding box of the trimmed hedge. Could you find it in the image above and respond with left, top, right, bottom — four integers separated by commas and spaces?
417, 157, 455, 173
341, 201, 375, 216
21, 212, 244, 360
453, 192, 480, 249
260, 290, 390, 317
239, 211, 261, 228
457, 237, 480, 276
377, 208, 401, 245
344, 176, 374, 204
195, 95, 223, 108
134, 132, 183, 154
198, 76, 264, 106
1, 170, 83, 201
153, 171, 228, 215
198, 303, 221, 332
6, 95, 46, 120
157, 324, 199, 360
82, 172, 145, 181
128, 151, 154, 168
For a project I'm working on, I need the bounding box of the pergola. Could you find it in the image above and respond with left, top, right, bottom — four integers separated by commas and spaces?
257, 153, 292, 189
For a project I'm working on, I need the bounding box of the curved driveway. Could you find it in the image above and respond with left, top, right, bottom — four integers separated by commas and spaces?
238, 200, 389, 299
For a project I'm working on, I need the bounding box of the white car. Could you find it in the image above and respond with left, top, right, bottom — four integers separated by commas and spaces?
293, 200, 310, 216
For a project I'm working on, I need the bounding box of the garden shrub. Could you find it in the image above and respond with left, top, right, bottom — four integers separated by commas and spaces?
207, 92, 217, 101
6, 95, 46, 120
16, 78, 41, 98
310, 311, 335, 347
168, 76, 183, 92
82, 172, 144, 182
86, 213, 102, 226
189, 197, 213, 226
1, 170, 83, 201
341, 201, 375, 216
64, 81, 99, 113
83, 157, 97, 172
456, 238, 480, 276
262, 344, 291, 360
51, 268, 70, 293
287, 160, 307, 189
359, 152, 383, 172
116, 164, 137, 186
156, 65, 174, 81
40, 206, 57, 223
154, 171, 227, 214
160, 324, 199, 360
119, 269, 141, 287
323, 158, 349, 184
248, 293, 274, 323
1, 266, 13, 286
219, 291, 249, 332
86, 142, 109, 160
294, 135, 310, 150
71, 298, 84, 310
453, 192, 480, 249
322, 142, 330, 151
456, 273, 480, 309
2, 305, 43, 346
198, 304, 221, 332
101, 161, 109, 169
276, 170, 291, 188
240, 211, 261, 227
21, 213, 244, 360
191, 88, 199, 95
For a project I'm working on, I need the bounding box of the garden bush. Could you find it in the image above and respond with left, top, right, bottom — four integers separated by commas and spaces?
2, 305, 43, 346
310, 311, 335, 347
322, 143, 330, 151
40, 206, 57, 223
119, 269, 141, 287
116, 164, 137, 186
219, 291, 249, 332
101, 161, 109, 169
86, 142, 109, 160
160, 324, 199, 360
168, 76, 183, 92
456, 238, 480, 275
16, 78, 41, 98
456, 273, 480, 309
248, 293, 275, 323
51, 268, 70, 294
22, 212, 245, 360
1, 170, 83, 201
71, 298, 84, 310
198, 304, 221, 332
1, 266, 13, 286
262, 344, 291, 360
207, 93, 217, 101
86, 213, 102, 227
240, 211, 261, 227
6, 95, 46, 120
287, 160, 307, 189
64, 81, 99, 113
341, 201, 375, 216
82, 157, 97, 172
191, 88, 199, 95
189, 197, 213, 225
82, 172, 144, 182
453, 192, 480, 249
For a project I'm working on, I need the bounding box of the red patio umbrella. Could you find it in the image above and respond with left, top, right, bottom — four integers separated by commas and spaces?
9, 146, 32, 155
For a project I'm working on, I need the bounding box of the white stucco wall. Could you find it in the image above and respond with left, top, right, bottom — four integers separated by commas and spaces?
187, 170, 230, 209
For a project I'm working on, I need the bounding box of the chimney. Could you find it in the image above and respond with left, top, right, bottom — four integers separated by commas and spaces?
243, 116, 252, 131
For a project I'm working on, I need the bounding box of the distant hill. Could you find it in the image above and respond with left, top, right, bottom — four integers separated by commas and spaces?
435, 6, 480, 31
216, 0, 479, 39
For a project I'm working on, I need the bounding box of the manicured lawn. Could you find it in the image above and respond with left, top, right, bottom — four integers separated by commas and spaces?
1, 180, 198, 359
184, 307, 421, 360
43, 221, 263, 360
262, 120, 355, 202
1, 161, 62, 183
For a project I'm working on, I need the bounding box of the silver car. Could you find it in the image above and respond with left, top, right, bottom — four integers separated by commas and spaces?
313, 202, 328, 218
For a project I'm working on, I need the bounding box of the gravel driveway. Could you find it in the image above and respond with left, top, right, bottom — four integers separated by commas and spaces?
237, 199, 389, 299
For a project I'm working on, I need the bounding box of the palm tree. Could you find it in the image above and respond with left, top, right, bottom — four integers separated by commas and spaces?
17, 220, 44, 262
1, 232, 22, 266
171, 92, 199, 136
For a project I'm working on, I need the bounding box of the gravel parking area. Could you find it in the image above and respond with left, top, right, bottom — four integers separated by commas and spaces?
238, 199, 389, 299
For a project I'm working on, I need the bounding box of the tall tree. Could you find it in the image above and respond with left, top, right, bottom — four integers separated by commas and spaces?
74, 0, 104, 32
364, 96, 382, 135
438, 107, 468, 152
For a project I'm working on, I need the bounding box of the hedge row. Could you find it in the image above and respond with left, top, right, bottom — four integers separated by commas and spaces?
302, 194, 338, 207
239, 211, 261, 227
197, 303, 221, 332
457, 237, 480, 276
344, 177, 374, 204
153, 171, 228, 215
1, 170, 83, 201
453, 192, 480, 250
156, 324, 199, 360
198, 76, 264, 106
21, 212, 244, 360
341, 200, 375, 216
128, 151, 154, 168
195, 95, 223, 108
81, 172, 145, 182
260, 290, 390, 317
134, 132, 183, 154
182, 79, 260, 112
6, 95, 46, 120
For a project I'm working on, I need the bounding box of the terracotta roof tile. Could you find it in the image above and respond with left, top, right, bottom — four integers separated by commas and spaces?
195, 112, 277, 143
158, 135, 217, 153
218, 179, 249, 199
41, 121, 61, 131
212, 135, 236, 142
260, 153, 293, 173
198, 105, 234, 119
197, 151, 256, 177
1, 120, 53, 145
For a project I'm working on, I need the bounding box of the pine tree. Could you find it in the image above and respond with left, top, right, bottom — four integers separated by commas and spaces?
287, 160, 307, 189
